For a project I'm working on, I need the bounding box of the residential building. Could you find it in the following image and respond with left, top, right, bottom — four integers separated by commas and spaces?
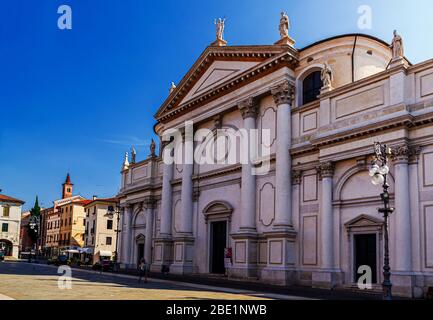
83, 198, 119, 263
0, 193, 25, 258
117, 22, 433, 298
19, 211, 33, 253
44, 207, 60, 257
42, 174, 84, 255
58, 199, 90, 249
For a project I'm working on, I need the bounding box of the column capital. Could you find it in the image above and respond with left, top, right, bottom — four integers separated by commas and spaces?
292, 170, 302, 185
238, 97, 259, 119
392, 143, 411, 164
393, 144, 422, 164
144, 196, 157, 209
271, 80, 295, 106
408, 146, 422, 164
317, 161, 335, 179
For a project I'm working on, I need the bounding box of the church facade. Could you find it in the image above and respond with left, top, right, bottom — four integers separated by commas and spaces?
117, 20, 433, 298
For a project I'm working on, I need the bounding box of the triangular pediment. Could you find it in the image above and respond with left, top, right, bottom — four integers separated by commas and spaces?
155, 45, 298, 121
345, 214, 383, 228
179, 60, 260, 105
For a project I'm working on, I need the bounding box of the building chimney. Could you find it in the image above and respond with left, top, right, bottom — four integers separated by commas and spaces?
92, 195, 97, 200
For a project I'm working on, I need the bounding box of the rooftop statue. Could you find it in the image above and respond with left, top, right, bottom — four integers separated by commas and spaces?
279, 12, 290, 38
391, 30, 404, 60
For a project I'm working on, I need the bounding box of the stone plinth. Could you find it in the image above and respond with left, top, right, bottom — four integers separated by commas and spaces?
150, 237, 173, 272
312, 270, 343, 289
211, 38, 227, 47
274, 35, 295, 47
260, 229, 297, 285
170, 235, 195, 274
228, 232, 258, 279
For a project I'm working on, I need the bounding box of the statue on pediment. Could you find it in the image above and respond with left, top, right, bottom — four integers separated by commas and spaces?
279, 12, 290, 38
215, 18, 225, 41
169, 82, 176, 94
211, 18, 227, 46
391, 30, 404, 60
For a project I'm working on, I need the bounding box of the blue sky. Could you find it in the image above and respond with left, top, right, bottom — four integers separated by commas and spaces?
1, 0, 432, 210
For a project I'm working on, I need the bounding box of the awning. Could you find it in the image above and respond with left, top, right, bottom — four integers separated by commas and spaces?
64, 249, 80, 254
98, 250, 112, 257
81, 247, 94, 254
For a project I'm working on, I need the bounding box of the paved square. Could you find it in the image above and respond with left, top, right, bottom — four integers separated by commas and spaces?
0, 262, 281, 300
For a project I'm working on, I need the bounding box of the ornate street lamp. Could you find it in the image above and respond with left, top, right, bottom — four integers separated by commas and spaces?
369, 142, 394, 300
28, 215, 40, 263
107, 205, 121, 271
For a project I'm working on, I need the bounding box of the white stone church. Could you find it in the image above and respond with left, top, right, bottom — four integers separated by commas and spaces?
117, 17, 433, 298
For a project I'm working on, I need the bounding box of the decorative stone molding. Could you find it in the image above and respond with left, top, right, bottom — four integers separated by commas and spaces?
202, 200, 233, 224
317, 161, 335, 179
292, 170, 302, 185
392, 143, 411, 163
356, 157, 367, 169
192, 187, 200, 202
271, 81, 294, 106
344, 214, 383, 234
238, 97, 258, 119
392, 144, 422, 164
409, 146, 422, 164
144, 196, 157, 209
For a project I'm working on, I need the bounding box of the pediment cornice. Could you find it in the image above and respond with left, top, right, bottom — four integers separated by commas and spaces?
155, 45, 298, 123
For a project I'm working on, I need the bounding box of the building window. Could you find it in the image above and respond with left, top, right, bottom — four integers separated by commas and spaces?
106, 220, 113, 230
69, 217, 72, 225
2, 206, 10, 217
2, 223, 8, 232
106, 237, 112, 245
302, 71, 322, 105
67, 188, 71, 193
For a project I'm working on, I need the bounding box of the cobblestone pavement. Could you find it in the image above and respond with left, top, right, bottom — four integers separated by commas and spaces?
0, 261, 312, 300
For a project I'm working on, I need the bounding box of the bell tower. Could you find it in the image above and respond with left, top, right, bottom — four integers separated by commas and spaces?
62, 173, 73, 199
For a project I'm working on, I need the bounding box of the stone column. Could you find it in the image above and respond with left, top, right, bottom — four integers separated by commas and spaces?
393, 144, 412, 272
318, 162, 335, 269
291, 169, 302, 228
239, 97, 258, 232
312, 162, 338, 289
179, 124, 194, 235
152, 142, 174, 272
171, 124, 195, 275
123, 204, 134, 266
408, 147, 421, 273
271, 81, 295, 230
144, 197, 156, 264
228, 97, 259, 280
160, 162, 173, 237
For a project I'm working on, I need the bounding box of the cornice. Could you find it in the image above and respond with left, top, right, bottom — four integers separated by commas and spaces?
311, 113, 414, 147
318, 64, 407, 100
156, 51, 298, 123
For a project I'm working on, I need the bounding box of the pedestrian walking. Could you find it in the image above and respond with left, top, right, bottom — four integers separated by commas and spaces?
138, 258, 148, 283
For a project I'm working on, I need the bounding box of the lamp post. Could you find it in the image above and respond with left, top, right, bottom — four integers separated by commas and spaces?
369, 142, 394, 300
107, 205, 121, 271
28, 215, 40, 263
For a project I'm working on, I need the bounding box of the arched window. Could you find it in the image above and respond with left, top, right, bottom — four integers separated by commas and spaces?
302, 71, 322, 105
